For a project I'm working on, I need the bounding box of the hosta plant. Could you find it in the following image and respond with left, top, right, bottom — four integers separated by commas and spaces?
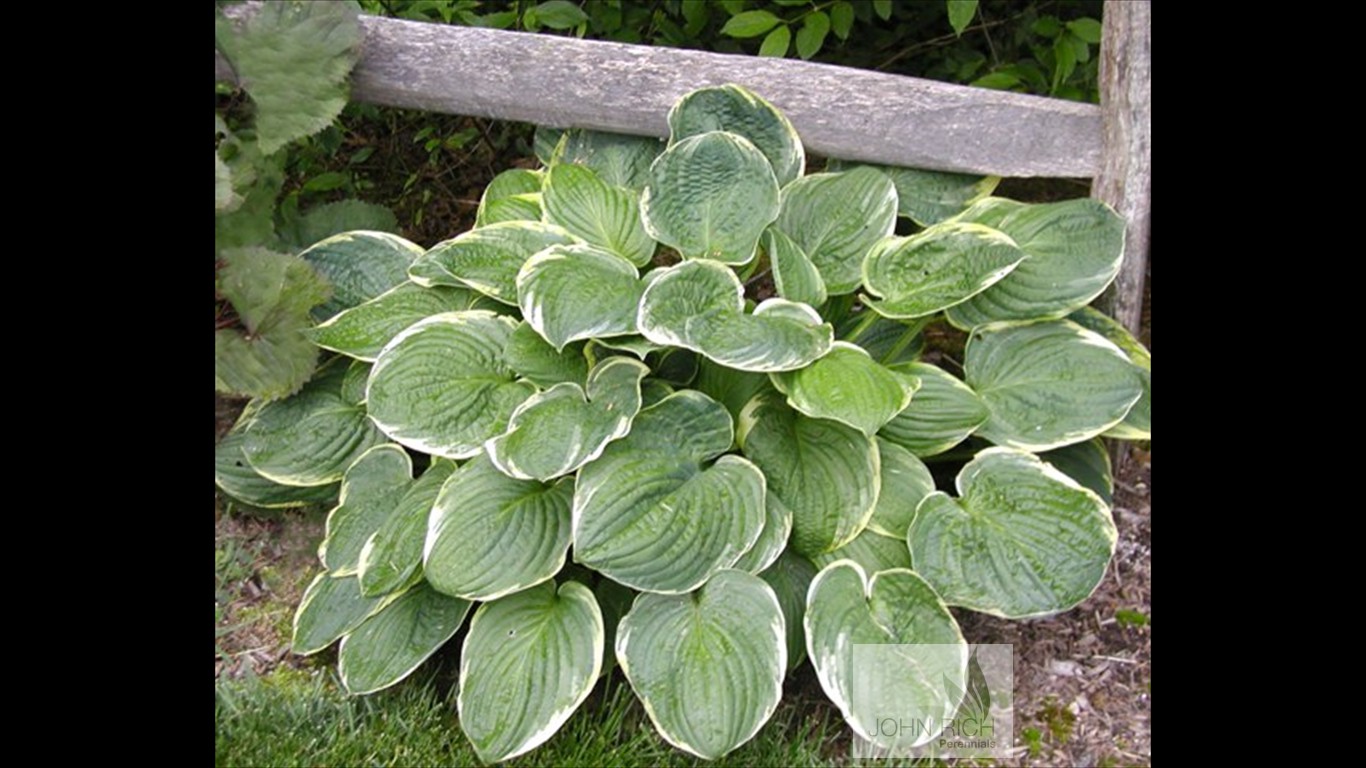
214, 83, 1150, 761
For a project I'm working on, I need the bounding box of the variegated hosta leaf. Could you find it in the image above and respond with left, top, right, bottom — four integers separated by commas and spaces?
516, 243, 645, 350
588, 335, 664, 360
667, 84, 804, 186
306, 282, 484, 361
638, 260, 832, 372
879, 362, 988, 457
773, 167, 898, 294
241, 362, 387, 486
732, 493, 792, 574
339, 582, 471, 694
640, 131, 780, 265
1039, 439, 1113, 505
805, 562, 967, 750
966, 319, 1144, 451
639, 379, 675, 408
811, 528, 912, 573
366, 311, 535, 459
487, 357, 649, 482
908, 447, 1117, 618
476, 168, 543, 226
759, 550, 817, 672
616, 569, 785, 759
1068, 306, 1151, 440
865, 438, 936, 537
839, 313, 927, 366
320, 444, 413, 575
458, 581, 603, 763
543, 163, 655, 267
408, 221, 577, 305
573, 391, 766, 593
423, 455, 574, 601
536, 126, 664, 191
503, 321, 589, 388
861, 222, 1027, 319
291, 571, 396, 655
737, 391, 879, 557
765, 227, 827, 308
827, 160, 999, 226
770, 341, 916, 437
945, 198, 1126, 327
693, 358, 774, 422
357, 459, 457, 596
299, 231, 423, 321
215, 429, 339, 508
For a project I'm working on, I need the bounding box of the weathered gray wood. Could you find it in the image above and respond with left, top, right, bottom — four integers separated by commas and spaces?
214, 9, 1102, 177
1093, 0, 1151, 337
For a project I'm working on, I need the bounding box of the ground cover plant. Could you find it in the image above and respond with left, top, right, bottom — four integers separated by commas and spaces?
215, 79, 1150, 763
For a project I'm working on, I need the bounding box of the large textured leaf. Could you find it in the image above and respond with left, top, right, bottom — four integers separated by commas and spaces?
476, 168, 543, 226
667, 84, 804, 186
638, 260, 832, 372
487, 357, 648, 481
1039, 439, 1113, 505
503, 321, 589, 388
810, 529, 912, 573
299, 231, 422, 321
616, 570, 785, 759
693, 359, 774, 422
215, 1, 360, 155
827, 161, 999, 226
765, 228, 827, 308
291, 571, 394, 655
543, 163, 655, 267
517, 243, 645, 350
879, 362, 989, 457
458, 581, 603, 763
862, 223, 1026, 318
408, 221, 577, 305
241, 362, 386, 485
737, 391, 879, 557
732, 493, 792, 574
366, 311, 535, 459
424, 455, 574, 600
1068, 307, 1151, 440
319, 444, 414, 575
946, 198, 1126, 327
536, 127, 664, 191
215, 138, 283, 255
770, 342, 916, 436
357, 459, 457, 596
573, 391, 766, 593
758, 551, 817, 672
339, 582, 471, 694
279, 200, 399, 252
306, 282, 483, 361
908, 447, 1117, 618
215, 429, 339, 508
865, 438, 935, 537
966, 319, 1144, 451
805, 562, 966, 750
640, 131, 780, 265
773, 167, 898, 294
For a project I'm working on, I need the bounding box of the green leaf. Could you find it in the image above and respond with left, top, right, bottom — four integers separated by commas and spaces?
795, 11, 830, 59
972, 71, 1023, 90
533, 0, 589, 29
503, 321, 590, 389
758, 551, 817, 671
541, 129, 664, 192
574, 391, 767, 593
595, 579, 636, 676
1039, 439, 1113, 505
810, 528, 912, 573
965, 319, 1144, 451
215, 141, 284, 255
306, 282, 484, 361
279, 200, 399, 251
215, 153, 241, 212
946, 198, 1127, 327
1067, 17, 1103, 44
487, 357, 648, 481
215, 317, 322, 402
827, 161, 1001, 228
517, 243, 646, 350
320, 444, 414, 575
215, 0, 360, 155
758, 25, 790, 58
1068, 307, 1151, 440
720, 0, 745, 14
366, 311, 536, 458
543, 163, 655, 267
770, 342, 916, 436
766, 226, 827, 308
642, 131, 780, 264
733, 493, 793, 574
873, 0, 893, 21
291, 571, 396, 655
638, 260, 833, 372
215, 428, 339, 509
947, 0, 978, 36
865, 438, 935, 537
737, 391, 879, 557
774, 167, 898, 294
242, 362, 387, 485
617, 570, 785, 759
409, 221, 578, 306
458, 581, 603, 762
588, 335, 664, 360
666, 84, 804, 186
299, 231, 423, 321
1052, 34, 1077, 93
357, 459, 457, 596
908, 447, 1117, 617
720, 9, 781, 38
339, 582, 471, 694
830, 1, 855, 39
879, 362, 988, 457
862, 222, 1027, 319
424, 455, 575, 600
476, 168, 543, 227
805, 562, 966, 749
839, 313, 927, 366
693, 359, 774, 422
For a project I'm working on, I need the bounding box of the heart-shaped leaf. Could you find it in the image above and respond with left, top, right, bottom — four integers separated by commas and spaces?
907, 447, 1117, 618
758, 550, 817, 672
861, 222, 1027, 319
408, 221, 577, 305
339, 582, 471, 694
826, 160, 999, 226
732, 493, 793, 574
810, 528, 912, 573
298, 231, 423, 321
306, 282, 485, 361
517, 243, 646, 351
616, 569, 785, 759
503, 321, 589, 389
666, 84, 804, 186
765, 227, 827, 307
773, 167, 898, 294
319, 444, 414, 575
543, 163, 655, 267
357, 458, 457, 596
536, 127, 663, 191
879, 362, 989, 457
215, 427, 339, 508
864, 438, 935, 537
770, 341, 916, 436
476, 168, 543, 226
1068, 307, 1151, 440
